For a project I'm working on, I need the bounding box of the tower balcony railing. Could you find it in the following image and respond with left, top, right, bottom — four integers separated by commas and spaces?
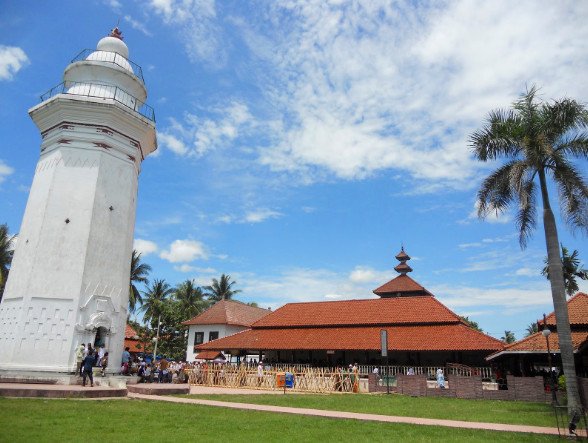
40, 81, 155, 122
71, 49, 145, 83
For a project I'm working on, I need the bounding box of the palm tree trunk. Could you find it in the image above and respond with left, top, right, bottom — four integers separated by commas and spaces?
538, 170, 581, 414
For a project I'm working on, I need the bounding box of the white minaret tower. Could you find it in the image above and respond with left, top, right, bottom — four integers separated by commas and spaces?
0, 28, 156, 375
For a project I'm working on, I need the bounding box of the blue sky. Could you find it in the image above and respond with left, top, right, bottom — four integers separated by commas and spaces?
1, 0, 587, 341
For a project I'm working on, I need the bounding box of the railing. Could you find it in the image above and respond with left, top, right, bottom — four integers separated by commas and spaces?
358, 365, 494, 380
40, 81, 155, 122
71, 49, 145, 83
187, 365, 361, 394
186, 363, 496, 393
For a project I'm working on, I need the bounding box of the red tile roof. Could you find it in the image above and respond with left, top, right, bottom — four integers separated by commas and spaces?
252, 296, 459, 328
124, 338, 143, 353
195, 351, 225, 360
182, 300, 271, 327
125, 324, 139, 339
198, 324, 503, 352
372, 274, 432, 297
487, 331, 588, 360
542, 292, 588, 326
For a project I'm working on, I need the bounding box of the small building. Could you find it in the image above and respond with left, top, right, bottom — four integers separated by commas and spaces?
182, 300, 271, 362
197, 248, 503, 367
124, 324, 143, 355
487, 292, 588, 377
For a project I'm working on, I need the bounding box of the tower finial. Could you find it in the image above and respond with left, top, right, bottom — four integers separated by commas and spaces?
110, 26, 123, 40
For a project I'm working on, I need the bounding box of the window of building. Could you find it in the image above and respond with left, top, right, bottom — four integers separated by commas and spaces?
194, 332, 204, 346
209, 331, 219, 341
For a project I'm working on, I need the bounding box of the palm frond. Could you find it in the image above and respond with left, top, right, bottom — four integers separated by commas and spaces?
470, 109, 523, 161
552, 160, 588, 233
554, 132, 588, 160
476, 160, 523, 218
516, 178, 537, 249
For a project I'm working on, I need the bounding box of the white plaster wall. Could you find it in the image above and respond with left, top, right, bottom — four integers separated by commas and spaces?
0, 36, 155, 374
186, 324, 245, 362
0, 100, 152, 373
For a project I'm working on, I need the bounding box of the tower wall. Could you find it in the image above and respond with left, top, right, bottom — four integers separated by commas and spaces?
0, 31, 156, 374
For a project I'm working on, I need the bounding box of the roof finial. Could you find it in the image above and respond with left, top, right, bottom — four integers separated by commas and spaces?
394, 245, 412, 275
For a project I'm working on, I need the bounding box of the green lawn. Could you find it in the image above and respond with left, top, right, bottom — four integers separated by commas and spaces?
182, 393, 556, 427
0, 398, 559, 442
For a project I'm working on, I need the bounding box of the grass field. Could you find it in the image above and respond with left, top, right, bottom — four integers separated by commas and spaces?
0, 397, 559, 442
182, 393, 556, 427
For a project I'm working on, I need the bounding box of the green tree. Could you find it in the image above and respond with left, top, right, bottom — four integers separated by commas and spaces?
501, 330, 516, 344
542, 245, 588, 296
459, 316, 483, 332
203, 273, 242, 301
470, 86, 588, 413
155, 299, 190, 361
129, 250, 152, 315
140, 279, 174, 327
525, 322, 539, 337
0, 224, 16, 303
174, 279, 208, 321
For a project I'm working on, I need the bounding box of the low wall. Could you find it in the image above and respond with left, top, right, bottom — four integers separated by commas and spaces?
367, 374, 572, 403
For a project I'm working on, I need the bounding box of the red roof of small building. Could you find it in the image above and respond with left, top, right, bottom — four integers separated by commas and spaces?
253, 296, 458, 328
182, 299, 270, 327
125, 324, 139, 339
195, 351, 225, 361
124, 325, 147, 353
198, 323, 503, 352
372, 274, 433, 297
487, 331, 588, 360
541, 292, 588, 326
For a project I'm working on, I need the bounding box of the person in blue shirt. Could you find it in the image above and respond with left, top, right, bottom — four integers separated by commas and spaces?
82, 350, 96, 387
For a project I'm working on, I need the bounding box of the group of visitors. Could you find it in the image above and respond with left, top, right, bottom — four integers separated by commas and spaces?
74, 342, 109, 387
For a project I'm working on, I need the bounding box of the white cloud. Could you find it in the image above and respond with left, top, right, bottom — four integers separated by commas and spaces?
158, 132, 188, 155
149, 0, 224, 66
160, 239, 208, 263
349, 266, 380, 284
0, 46, 29, 80
433, 283, 553, 314
0, 160, 14, 183
158, 102, 252, 157
243, 208, 282, 224
124, 15, 153, 37
133, 239, 158, 256
515, 267, 539, 277
254, 2, 588, 188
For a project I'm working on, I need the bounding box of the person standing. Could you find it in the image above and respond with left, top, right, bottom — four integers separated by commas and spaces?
436, 368, 446, 389
82, 350, 96, 387
257, 361, 264, 387
100, 352, 109, 377
121, 347, 131, 375
75, 344, 85, 376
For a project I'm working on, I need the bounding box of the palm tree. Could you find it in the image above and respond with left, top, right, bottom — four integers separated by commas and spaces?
542, 246, 588, 296
501, 330, 516, 344
470, 85, 588, 413
525, 322, 538, 337
129, 250, 152, 315
140, 279, 174, 327
203, 274, 242, 301
0, 224, 16, 303
174, 279, 208, 320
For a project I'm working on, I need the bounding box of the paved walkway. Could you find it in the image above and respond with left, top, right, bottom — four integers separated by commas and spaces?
127, 391, 574, 437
